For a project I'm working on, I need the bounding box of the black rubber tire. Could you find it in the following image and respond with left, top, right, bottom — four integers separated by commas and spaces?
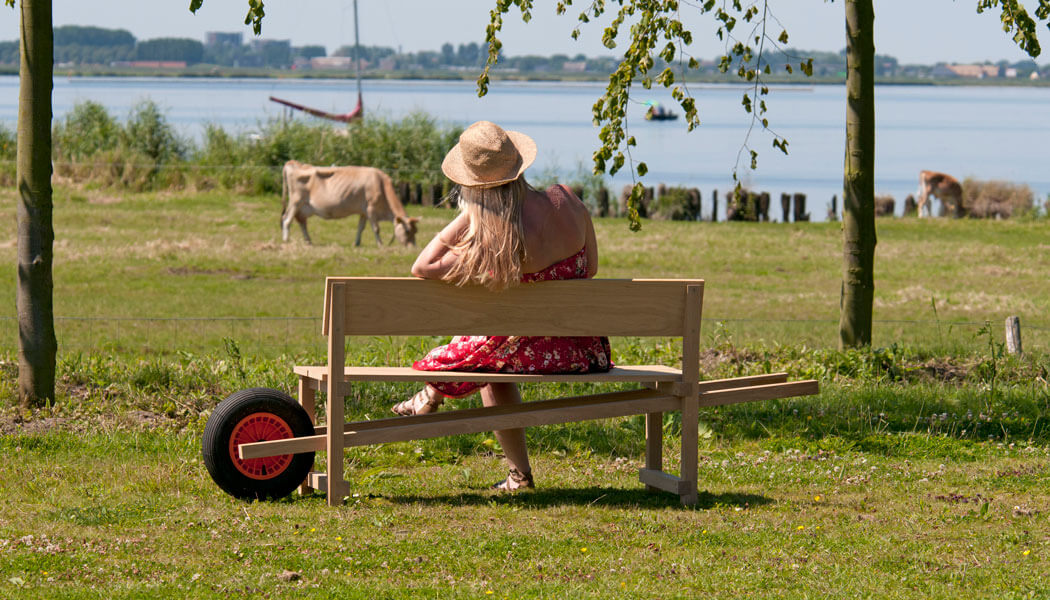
202, 387, 315, 501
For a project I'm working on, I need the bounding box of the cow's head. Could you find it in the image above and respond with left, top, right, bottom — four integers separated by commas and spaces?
393, 216, 420, 247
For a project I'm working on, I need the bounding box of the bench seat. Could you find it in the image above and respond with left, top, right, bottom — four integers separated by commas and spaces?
292, 364, 683, 384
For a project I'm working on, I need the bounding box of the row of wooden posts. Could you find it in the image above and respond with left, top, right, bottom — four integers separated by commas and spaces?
394, 180, 822, 223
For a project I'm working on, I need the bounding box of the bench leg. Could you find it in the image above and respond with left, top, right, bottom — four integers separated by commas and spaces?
644, 412, 663, 492
324, 384, 351, 506
297, 376, 316, 496
679, 396, 699, 505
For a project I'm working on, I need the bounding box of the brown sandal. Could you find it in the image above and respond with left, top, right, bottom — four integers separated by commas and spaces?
391, 387, 444, 416
492, 467, 534, 491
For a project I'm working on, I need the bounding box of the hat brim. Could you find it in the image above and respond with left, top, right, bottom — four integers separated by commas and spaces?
442, 130, 537, 188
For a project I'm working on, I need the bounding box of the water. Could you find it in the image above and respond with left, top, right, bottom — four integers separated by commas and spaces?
2, 75, 1049, 220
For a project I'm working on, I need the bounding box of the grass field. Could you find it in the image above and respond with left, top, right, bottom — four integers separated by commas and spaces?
1, 186, 1048, 354
1, 186, 1049, 598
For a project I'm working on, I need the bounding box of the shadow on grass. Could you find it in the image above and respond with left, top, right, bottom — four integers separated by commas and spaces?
383, 486, 772, 511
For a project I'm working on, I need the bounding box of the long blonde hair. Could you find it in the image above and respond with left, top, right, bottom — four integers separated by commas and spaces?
442, 177, 530, 291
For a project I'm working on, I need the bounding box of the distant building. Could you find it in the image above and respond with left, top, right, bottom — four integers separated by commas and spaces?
945, 64, 1000, 78
311, 56, 353, 70
562, 60, 587, 73
205, 32, 242, 48
250, 39, 291, 53
112, 60, 187, 69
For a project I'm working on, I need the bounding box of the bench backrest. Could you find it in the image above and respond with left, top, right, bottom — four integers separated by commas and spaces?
322, 277, 704, 338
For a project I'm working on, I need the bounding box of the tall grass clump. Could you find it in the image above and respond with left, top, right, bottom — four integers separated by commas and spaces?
53, 99, 186, 190
961, 177, 1035, 218
49, 101, 463, 195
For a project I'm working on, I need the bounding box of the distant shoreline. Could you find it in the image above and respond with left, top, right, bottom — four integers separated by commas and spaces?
1, 64, 1048, 88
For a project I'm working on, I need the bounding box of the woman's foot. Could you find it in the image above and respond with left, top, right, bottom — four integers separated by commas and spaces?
391, 387, 444, 416
492, 467, 534, 491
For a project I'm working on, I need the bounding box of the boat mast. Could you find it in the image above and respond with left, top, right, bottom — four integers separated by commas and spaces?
353, 0, 363, 108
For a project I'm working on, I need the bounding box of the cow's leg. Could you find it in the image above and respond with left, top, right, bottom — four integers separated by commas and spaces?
369, 217, 383, 246
281, 210, 295, 242
297, 215, 312, 244
355, 215, 367, 247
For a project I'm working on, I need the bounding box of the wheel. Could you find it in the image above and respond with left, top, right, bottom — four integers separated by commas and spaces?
202, 387, 315, 501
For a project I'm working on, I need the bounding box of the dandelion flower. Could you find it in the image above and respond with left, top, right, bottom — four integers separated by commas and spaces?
814, 495, 822, 502
1023, 549, 1031, 556
581, 547, 588, 553
336, 536, 342, 541
796, 525, 805, 531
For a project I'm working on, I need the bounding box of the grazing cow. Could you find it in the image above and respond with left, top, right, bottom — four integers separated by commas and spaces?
917, 170, 963, 218
281, 160, 419, 246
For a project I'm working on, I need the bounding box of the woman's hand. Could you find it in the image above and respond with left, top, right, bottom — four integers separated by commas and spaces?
411, 212, 470, 280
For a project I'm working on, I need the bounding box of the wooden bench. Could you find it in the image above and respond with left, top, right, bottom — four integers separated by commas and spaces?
236, 276, 819, 506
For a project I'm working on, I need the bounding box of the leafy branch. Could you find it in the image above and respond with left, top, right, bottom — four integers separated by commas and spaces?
189, 0, 267, 35
481, 0, 811, 229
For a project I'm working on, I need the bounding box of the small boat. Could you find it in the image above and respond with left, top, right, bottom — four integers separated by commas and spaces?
644, 101, 678, 121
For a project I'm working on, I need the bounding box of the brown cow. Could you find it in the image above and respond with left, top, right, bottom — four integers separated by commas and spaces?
281, 160, 418, 246
917, 170, 963, 218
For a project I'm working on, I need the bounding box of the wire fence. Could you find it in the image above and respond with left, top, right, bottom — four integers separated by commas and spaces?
2, 315, 1046, 356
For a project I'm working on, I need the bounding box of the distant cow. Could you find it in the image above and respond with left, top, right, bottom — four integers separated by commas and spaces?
281, 160, 419, 246
917, 170, 963, 218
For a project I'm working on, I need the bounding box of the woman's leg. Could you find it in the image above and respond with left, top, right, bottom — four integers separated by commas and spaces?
480, 382, 533, 487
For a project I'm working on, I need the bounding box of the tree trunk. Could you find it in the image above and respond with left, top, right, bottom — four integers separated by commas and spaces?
839, 0, 876, 349
16, 0, 57, 407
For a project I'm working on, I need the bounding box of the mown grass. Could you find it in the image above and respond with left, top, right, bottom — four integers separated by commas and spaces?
1, 187, 1049, 597
1, 186, 1047, 354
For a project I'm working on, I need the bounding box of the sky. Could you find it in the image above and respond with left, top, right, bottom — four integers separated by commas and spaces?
0, 0, 1045, 65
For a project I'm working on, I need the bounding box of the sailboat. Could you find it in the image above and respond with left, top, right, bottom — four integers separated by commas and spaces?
269, 0, 364, 123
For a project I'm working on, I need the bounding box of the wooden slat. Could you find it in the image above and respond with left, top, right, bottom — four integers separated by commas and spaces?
678, 284, 703, 505
698, 380, 819, 407
240, 389, 679, 459
322, 277, 703, 337
638, 468, 691, 495
293, 364, 682, 384
324, 283, 350, 506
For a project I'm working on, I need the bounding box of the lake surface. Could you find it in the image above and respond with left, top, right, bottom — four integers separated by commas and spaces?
2, 76, 1049, 220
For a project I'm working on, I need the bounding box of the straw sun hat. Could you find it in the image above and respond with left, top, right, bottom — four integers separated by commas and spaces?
441, 120, 537, 188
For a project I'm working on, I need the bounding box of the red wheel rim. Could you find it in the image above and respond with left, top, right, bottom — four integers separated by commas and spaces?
228, 412, 295, 480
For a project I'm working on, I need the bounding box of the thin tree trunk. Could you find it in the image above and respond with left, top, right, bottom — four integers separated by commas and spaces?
839, 0, 876, 349
16, 0, 57, 407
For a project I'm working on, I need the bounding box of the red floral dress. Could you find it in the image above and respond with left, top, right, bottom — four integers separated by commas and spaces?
413, 247, 612, 398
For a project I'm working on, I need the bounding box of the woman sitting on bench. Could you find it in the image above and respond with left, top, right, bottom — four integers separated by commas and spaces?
395, 120, 612, 491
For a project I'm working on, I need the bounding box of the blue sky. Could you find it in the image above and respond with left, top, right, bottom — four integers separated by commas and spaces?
1, 0, 1045, 65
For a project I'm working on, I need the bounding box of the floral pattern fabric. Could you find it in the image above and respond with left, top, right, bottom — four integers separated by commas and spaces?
413, 246, 612, 398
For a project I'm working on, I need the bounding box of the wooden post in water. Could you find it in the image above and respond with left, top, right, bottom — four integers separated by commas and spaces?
1005, 316, 1022, 355
688, 188, 701, 221
793, 193, 810, 222
397, 181, 411, 207
827, 194, 839, 221
596, 186, 609, 217
619, 185, 632, 218
639, 186, 653, 219
781, 193, 791, 223
711, 190, 718, 223
427, 183, 442, 207
758, 192, 771, 222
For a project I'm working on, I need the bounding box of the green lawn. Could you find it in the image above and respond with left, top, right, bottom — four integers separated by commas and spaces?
1, 187, 1048, 598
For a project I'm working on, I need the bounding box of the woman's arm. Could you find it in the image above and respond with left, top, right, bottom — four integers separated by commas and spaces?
411, 212, 470, 280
